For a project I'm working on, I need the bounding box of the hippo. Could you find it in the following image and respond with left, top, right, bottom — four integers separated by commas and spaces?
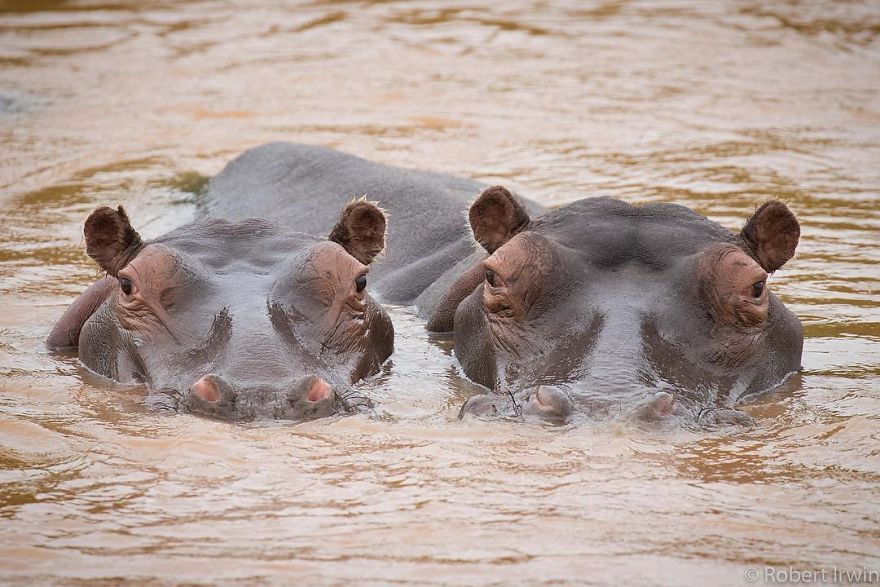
199, 142, 509, 306
53, 143, 802, 425
49, 199, 393, 421
201, 143, 803, 425
450, 187, 803, 424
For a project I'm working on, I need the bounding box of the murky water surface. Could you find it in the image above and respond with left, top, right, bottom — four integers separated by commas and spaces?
1, 1, 879, 584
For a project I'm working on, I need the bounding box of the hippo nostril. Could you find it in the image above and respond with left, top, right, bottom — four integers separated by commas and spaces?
193, 375, 220, 402
460, 394, 504, 418
630, 391, 677, 423
532, 387, 552, 408
530, 386, 568, 411
522, 385, 574, 423
286, 375, 339, 417
649, 391, 675, 417
306, 377, 333, 403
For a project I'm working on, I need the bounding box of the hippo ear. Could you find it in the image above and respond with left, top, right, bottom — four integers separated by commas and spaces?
84, 205, 144, 276
740, 200, 800, 272
469, 186, 530, 253
329, 199, 387, 264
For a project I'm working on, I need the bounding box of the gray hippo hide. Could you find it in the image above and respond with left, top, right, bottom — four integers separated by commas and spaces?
197, 143, 804, 426
49, 198, 393, 422
51, 143, 803, 426
453, 187, 803, 425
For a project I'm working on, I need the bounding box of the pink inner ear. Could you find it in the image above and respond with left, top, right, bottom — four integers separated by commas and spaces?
469, 186, 530, 253
742, 201, 799, 272
471, 204, 514, 251
351, 205, 385, 236
83, 205, 143, 276
329, 200, 386, 264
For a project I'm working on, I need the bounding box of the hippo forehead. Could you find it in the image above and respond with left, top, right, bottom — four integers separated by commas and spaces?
531, 198, 739, 268
151, 218, 324, 273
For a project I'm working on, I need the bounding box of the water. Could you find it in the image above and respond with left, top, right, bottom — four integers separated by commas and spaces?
1, 1, 879, 584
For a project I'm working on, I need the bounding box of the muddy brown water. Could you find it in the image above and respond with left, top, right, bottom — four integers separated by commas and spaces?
1, 1, 879, 585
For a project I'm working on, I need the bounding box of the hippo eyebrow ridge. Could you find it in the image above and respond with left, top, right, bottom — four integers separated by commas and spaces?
188, 308, 233, 364
268, 299, 302, 348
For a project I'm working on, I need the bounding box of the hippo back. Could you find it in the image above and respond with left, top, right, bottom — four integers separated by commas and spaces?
203, 142, 486, 303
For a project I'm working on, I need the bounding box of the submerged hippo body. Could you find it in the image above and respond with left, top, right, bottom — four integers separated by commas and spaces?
49, 198, 393, 422
202, 143, 803, 425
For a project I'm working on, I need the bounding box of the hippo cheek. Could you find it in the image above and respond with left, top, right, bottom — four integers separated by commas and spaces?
453, 290, 499, 389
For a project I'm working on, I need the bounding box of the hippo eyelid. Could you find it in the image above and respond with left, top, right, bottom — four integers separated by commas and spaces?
482, 258, 507, 284
751, 280, 765, 298
119, 277, 134, 296
127, 264, 146, 284
116, 268, 136, 288
484, 268, 497, 287
484, 250, 531, 286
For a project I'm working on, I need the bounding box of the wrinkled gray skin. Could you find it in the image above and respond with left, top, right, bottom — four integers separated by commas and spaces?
49, 188, 393, 422
202, 142, 538, 307
200, 143, 804, 426
52, 143, 803, 425
454, 194, 803, 426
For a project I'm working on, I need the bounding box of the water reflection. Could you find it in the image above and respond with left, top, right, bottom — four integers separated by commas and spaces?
1, 0, 879, 583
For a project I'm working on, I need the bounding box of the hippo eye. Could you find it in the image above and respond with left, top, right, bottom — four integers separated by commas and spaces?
119, 277, 133, 296
485, 269, 497, 287
355, 274, 367, 293
751, 280, 765, 298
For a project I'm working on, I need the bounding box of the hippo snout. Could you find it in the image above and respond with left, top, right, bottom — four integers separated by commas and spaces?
460, 385, 574, 425
184, 374, 340, 421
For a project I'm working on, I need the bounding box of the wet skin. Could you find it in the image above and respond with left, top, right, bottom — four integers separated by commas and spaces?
53, 144, 802, 425
49, 201, 393, 422
201, 142, 545, 309
200, 144, 803, 425
451, 189, 803, 425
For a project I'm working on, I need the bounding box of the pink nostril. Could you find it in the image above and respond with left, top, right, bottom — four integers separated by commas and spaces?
533, 388, 549, 407
193, 376, 219, 402
530, 387, 556, 409
307, 378, 332, 402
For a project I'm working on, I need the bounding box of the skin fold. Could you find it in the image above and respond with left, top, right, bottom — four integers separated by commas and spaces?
50, 200, 393, 422
450, 189, 802, 425
51, 144, 803, 426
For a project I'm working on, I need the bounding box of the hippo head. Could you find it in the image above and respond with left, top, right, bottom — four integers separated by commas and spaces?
54, 201, 393, 422
451, 187, 802, 424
